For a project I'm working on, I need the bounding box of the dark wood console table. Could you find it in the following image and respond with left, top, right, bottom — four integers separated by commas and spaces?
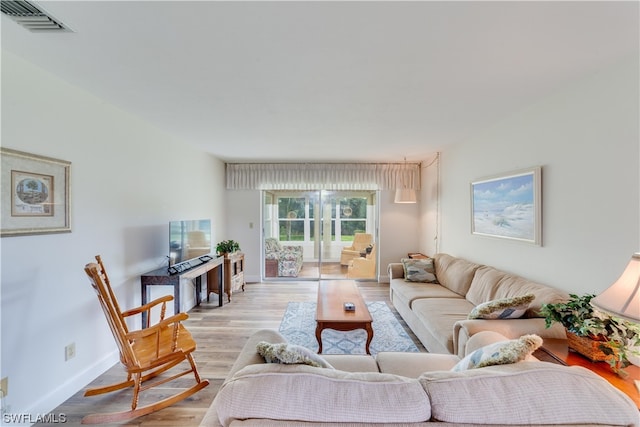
140, 256, 224, 327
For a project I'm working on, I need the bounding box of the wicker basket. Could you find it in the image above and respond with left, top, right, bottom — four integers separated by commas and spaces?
566, 331, 614, 362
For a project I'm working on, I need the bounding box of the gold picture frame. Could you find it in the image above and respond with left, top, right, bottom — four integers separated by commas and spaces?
1, 148, 71, 237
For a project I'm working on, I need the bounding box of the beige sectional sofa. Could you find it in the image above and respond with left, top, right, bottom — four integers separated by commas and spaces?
201, 329, 638, 427
389, 253, 569, 357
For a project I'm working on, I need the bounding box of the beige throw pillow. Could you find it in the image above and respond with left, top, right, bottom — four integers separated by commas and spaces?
256, 341, 334, 368
467, 294, 535, 319
452, 334, 542, 371
401, 258, 438, 283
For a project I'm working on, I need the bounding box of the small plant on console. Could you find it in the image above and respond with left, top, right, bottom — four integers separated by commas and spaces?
216, 239, 240, 255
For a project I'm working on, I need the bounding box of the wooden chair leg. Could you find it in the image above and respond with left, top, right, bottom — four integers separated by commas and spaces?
186, 353, 202, 383
131, 372, 142, 410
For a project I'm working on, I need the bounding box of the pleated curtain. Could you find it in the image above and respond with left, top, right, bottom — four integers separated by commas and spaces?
226, 163, 420, 191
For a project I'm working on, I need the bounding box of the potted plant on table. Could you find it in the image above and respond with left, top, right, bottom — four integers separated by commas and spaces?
541, 294, 640, 376
216, 240, 240, 257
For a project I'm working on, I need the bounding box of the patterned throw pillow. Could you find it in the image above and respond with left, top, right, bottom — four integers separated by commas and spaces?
256, 341, 334, 369
401, 258, 438, 283
451, 334, 542, 371
467, 294, 535, 320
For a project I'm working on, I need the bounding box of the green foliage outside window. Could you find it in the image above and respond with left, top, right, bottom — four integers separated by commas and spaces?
276, 195, 369, 241
340, 198, 367, 219
278, 197, 305, 219
279, 220, 304, 241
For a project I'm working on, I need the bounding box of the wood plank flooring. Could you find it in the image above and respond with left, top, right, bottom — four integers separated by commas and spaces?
35, 281, 424, 426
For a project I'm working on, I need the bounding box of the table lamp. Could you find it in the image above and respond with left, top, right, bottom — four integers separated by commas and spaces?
591, 253, 640, 382
591, 253, 640, 323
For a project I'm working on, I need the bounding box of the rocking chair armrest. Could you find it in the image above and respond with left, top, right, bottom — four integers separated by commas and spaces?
121, 295, 174, 318
126, 312, 189, 340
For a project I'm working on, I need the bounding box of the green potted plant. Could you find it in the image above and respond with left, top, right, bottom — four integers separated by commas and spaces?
541, 294, 640, 376
216, 239, 240, 256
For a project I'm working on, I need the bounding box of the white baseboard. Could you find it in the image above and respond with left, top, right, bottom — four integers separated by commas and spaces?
245, 274, 260, 283
20, 350, 119, 425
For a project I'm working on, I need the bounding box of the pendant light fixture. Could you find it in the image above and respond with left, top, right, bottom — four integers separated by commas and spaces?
395, 157, 417, 203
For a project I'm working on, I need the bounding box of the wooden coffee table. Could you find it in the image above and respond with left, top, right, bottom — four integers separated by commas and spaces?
315, 280, 374, 354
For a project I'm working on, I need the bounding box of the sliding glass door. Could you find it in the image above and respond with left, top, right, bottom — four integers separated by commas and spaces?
262, 190, 378, 281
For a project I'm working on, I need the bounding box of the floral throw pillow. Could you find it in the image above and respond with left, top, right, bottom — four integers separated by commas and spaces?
451, 334, 543, 371
467, 294, 535, 320
256, 341, 334, 369
401, 258, 438, 283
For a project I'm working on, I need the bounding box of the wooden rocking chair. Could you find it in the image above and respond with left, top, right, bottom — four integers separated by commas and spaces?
82, 256, 209, 424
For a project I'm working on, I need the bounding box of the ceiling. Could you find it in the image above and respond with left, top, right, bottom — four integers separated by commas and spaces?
2, 1, 638, 163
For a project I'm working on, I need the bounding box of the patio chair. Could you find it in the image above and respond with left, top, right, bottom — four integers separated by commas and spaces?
347, 244, 377, 279
340, 233, 373, 266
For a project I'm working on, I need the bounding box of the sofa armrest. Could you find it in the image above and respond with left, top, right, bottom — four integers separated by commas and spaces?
388, 263, 405, 280
464, 330, 514, 354
453, 318, 566, 358
226, 329, 287, 380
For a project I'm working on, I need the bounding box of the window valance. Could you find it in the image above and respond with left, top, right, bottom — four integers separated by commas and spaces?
226, 163, 420, 191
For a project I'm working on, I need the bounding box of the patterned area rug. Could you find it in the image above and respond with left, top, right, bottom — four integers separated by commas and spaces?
279, 301, 420, 355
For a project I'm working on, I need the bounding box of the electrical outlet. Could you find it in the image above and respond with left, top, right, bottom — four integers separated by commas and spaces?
0, 377, 7, 398
65, 343, 76, 361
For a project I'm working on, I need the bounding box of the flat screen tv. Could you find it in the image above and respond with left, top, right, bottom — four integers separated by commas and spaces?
169, 219, 212, 267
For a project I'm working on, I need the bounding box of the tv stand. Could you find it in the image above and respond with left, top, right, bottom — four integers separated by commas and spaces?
141, 255, 224, 327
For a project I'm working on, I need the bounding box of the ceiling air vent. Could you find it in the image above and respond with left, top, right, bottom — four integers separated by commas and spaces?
1, 0, 70, 32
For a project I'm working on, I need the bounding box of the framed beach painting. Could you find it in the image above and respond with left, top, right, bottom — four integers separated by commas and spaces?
471, 166, 541, 245
1, 148, 71, 237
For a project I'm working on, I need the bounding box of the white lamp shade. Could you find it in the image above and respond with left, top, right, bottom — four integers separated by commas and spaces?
394, 189, 417, 203
591, 253, 640, 322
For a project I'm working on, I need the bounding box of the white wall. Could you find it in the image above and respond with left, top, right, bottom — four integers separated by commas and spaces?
0, 51, 227, 419
379, 190, 420, 281
419, 153, 441, 256
431, 56, 639, 295
225, 189, 420, 282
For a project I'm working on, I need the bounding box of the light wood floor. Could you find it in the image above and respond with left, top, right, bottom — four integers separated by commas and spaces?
36, 281, 424, 426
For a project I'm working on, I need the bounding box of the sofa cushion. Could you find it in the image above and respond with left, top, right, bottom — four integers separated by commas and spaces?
256, 341, 333, 368
451, 334, 542, 371
391, 280, 463, 309
401, 257, 438, 283
466, 266, 569, 317
322, 354, 379, 372
376, 352, 459, 377
464, 266, 508, 305
214, 363, 431, 426
419, 362, 639, 426
412, 298, 475, 353
467, 293, 535, 319
432, 253, 481, 296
